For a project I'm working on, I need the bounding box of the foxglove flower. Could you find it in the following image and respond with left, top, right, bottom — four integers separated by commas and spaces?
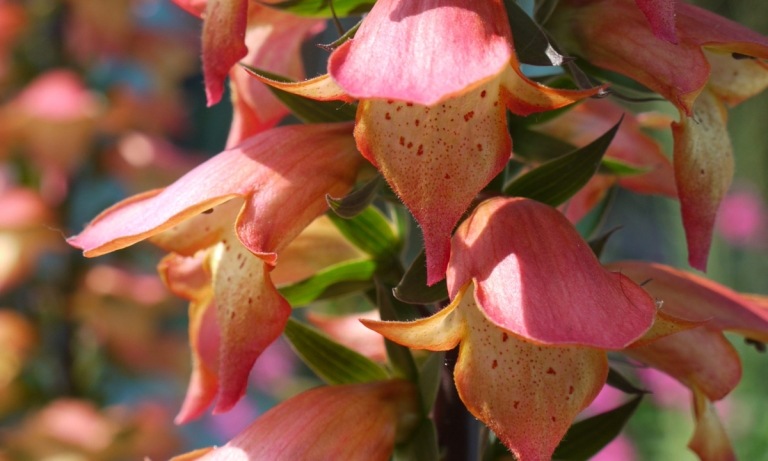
364, 197, 657, 460
68, 123, 363, 419
253, 0, 600, 284
550, 0, 768, 270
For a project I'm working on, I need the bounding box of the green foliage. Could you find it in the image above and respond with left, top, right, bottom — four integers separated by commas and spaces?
263, 0, 375, 17
279, 259, 376, 306
283, 318, 389, 385
393, 250, 449, 305
328, 206, 400, 260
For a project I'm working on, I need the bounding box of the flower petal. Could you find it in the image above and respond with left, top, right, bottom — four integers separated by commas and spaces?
68, 123, 361, 260
448, 197, 656, 348
625, 327, 741, 401
194, 381, 418, 461
158, 252, 220, 423
246, 72, 354, 102
688, 386, 737, 461
328, 0, 513, 105
199, 0, 248, 106
634, 0, 678, 43
209, 240, 291, 413
605, 261, 768, 341
455, 293, 607, 461
673, 90, 733, 271
704, 50, 768, 107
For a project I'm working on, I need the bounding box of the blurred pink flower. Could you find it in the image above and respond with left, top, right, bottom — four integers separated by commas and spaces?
715, 187, 767, 246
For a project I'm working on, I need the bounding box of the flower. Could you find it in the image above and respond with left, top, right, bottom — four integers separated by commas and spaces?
608, 260, 768, 460
172, 0, 324, 114
364, 197, 657, 460
171, 380, 419, 461
550, 0, 768, 271
532, 98, 676, 223
68, 123, 363, 419
252, 0, 600, 284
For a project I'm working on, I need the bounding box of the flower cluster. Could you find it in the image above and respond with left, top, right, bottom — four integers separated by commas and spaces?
59, 1, 768, 460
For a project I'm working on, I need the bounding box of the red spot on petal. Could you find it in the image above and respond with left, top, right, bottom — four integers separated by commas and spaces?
569, 386, 574, 395
415, 119, 420, 126
416, 144, 424, 156
385, 112, 391, 120
513, 401, 520, 409
248, 297, 253, 304
551, 416, 557, 422
481, 90, 487, 98
407, 142, 413, 148
464, 111, 475, 121
399, 136, 405, 146
444, 173, 451, 179
387, 100, 394, 104
476, 144, 482, 152
547, 367, 556, 375
406, 102, 413, 107
492, 360, 498, 369
502, 333, 508, 342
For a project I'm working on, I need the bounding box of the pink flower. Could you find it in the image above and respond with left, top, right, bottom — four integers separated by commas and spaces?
172, 380, 419, 461
551, 0, 768, 271
68, 123, 363, 420
253, 0, 600, 284
364, 197, 656, 460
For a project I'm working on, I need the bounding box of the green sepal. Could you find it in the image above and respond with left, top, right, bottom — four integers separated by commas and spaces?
552, 395, 643, 460
326, 175, 383, 218
328, 206, 399, 260
418, 351, 444, 414
283, 317, 389, 385
503, 0, 570, 66
503, 117, 622, 206
240, 65, 356, 123
393, 250, 449, 305
376, 281, 420, 382
279, 259, 376, 306
507, 128, 577, 163
259, 0, 374, 18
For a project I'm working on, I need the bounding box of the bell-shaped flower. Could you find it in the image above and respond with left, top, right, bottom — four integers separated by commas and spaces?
253, 0, 600, 284
532, 98, 676, 223
171, 380, 419, 461
609, 260, 768, 461
364, 197, 657, 460
68, 123, 363, 419
173, 0, 324, 112
550, 0, 768, 271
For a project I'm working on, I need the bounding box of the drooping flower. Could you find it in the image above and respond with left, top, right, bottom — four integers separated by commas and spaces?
172, 0, 324, 115
253, 0, 601, 284
364, 197, 657, 460
532, 98, 676, 223
609, 260, 768, 461
171, 380, 419, 461
550, 0, 768, 271
68, 123, 363, 419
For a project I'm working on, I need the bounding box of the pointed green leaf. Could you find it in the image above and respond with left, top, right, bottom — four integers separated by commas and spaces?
393, 250, 449, 305
283, 317, 389, 385
552, 395, 643, 460
606, 367, 648, 395
508, 128, 577, 163
588, 226, 623, 259
241, 65, 356, 123
503, 0, 570, 66
599, 157, 650, 177
261, 0, 375, 17
327, 175, 383, 218
328, 206, 399, 260
503, 118, 622, 206
376, 280, 420, 382
279, 259, 376, 306
418, 351, 444, 414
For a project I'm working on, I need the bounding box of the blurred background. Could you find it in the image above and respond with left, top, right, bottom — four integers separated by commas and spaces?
0, 1, 765, 459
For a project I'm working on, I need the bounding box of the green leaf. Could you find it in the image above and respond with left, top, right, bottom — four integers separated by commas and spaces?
326, 175, 383, 218
575, 185, 617, 239
279, 259, 376, 306
393, 417, 440, 461
241, 66, 356, 123
599, 157, 650, 177
260, 0, 374, 17
552, 395, 643, 460
503, 118, 622, 206
606, 367, 648, 395
283, 317, 389, 385
376, 281, 420, 382
507, 128, 577, 163
418, 351, 444, 414
393, 250, 449, 305
503, 0, 570, 66
328, 206, 399, 260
